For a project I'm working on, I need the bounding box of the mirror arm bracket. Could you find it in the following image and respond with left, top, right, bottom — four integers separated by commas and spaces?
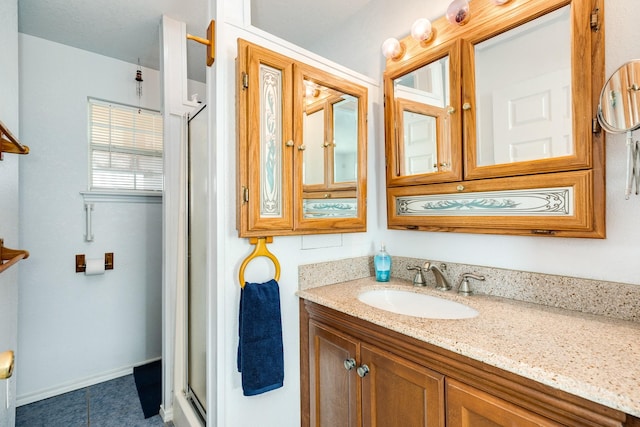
592, 118, 602, 134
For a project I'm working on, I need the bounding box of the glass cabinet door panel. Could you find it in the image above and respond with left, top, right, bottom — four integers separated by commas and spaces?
394, 57, 448, 177
474, 6, 571, 167
294, 64, 367, 229
259, 63, 286, 217
384, 41, 462, 187
302, 107, 326, 186
333, 96, 358, 183
463, 3, 592, 180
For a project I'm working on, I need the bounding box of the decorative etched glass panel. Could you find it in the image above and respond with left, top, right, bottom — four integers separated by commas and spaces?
259, 64, 283, 217
303, 198, 358, 218
396, 187, 573, 217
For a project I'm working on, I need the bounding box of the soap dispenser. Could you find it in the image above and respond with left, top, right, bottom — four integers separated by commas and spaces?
374, 242, 391, 282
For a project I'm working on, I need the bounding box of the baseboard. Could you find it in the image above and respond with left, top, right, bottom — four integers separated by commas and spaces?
16, 356, 161, 407
159, 404, 173, 422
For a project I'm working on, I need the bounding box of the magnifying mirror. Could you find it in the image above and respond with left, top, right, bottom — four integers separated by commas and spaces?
598, 59, 640, 198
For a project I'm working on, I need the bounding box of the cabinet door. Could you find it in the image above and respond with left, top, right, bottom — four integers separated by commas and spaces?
446, 379, 563, 427
360, 344, 445, 427
309, 321, 359, 427
237, 39, 294, 236
293, 63, 368, 233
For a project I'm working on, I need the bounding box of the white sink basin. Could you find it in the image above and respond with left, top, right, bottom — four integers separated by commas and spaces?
358, 289, 479, 319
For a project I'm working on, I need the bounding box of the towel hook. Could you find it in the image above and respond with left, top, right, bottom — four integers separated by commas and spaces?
238, 237, 281, 288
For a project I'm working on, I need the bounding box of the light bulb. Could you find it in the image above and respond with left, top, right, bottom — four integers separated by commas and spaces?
411, 18, 433, 43
446, 0, 471, 26
381, 38, 405, 60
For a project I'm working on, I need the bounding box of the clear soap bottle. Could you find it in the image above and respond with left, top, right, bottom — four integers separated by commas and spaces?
374, 242, 391, 282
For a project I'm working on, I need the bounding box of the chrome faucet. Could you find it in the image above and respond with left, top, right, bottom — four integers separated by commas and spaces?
423, 262, 452, 291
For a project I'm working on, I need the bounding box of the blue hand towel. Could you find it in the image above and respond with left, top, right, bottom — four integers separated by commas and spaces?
237, 279, 284, 396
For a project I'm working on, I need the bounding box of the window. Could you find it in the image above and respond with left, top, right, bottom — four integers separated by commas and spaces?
88, 99, 163, 193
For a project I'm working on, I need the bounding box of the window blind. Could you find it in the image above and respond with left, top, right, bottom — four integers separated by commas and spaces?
89, 99, 163, 192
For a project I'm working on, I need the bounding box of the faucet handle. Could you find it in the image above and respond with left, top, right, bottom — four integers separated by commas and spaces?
458, 273, 485, 296
407, 266, 425, 286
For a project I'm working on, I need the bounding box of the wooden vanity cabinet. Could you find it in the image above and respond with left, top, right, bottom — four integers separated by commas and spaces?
446, 379, 563, 427
307, 319, 445, 427
300, 300, 636, 427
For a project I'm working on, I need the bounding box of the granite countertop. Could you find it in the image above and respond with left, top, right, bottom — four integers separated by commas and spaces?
297, 277, 640, 417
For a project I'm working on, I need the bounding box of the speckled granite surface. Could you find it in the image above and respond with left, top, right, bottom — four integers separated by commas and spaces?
299, 256, 640, 322
297, 277, 640, 417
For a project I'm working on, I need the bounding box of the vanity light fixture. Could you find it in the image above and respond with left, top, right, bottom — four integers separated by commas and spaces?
411, 18, 434, 43
446, 0, 471, 26
381, 38, 406, 61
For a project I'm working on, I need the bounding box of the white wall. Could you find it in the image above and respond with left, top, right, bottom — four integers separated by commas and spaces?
0, 0, 21, 424
203, 1, 640, 426
16, 34, 205, 404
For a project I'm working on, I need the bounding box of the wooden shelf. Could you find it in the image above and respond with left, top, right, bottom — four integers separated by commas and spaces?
0, 239, 29, 274
0, 119, 29, 156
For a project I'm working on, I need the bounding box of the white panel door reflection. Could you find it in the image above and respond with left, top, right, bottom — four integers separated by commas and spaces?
492, 69, 571, 165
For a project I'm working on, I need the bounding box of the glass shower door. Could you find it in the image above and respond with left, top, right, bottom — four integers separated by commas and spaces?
187, 104, 207, 419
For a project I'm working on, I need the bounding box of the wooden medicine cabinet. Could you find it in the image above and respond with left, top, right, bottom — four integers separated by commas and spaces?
237, 39, 368, 237
383, 0, 605, 238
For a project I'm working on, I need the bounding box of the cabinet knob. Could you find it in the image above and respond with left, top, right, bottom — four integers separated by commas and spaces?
457, 184, 465, 192
323, 142, 331, 148
343, 358, 356, 371
447, 106, 455, 114
298, 145, 306, 151
356, 364, 369, 378
285, 140, 294, 147
462, 102, 472, 110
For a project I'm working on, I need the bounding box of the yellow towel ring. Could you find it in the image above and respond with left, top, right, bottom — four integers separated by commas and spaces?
238, 237, 281, 288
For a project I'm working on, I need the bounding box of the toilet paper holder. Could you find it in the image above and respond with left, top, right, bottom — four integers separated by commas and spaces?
75, 253, 114, 273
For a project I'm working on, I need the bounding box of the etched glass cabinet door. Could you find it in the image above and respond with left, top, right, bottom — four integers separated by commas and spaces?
237, 40, 294, 235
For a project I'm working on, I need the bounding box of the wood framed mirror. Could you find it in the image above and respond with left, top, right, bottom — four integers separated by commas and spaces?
383, 0, 605, 238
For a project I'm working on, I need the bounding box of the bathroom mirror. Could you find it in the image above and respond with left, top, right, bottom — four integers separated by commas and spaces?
598, 60, 640, 198
598, 60, 640, 134
473, 6, 571, 167
301, 82, 358, 190
394, 56, 449, 176
383, 0, 605, 238
295, 64, 367, 226
385, 41, 462, 187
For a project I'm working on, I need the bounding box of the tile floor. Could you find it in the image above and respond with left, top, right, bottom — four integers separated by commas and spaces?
16, 374, 174, 427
